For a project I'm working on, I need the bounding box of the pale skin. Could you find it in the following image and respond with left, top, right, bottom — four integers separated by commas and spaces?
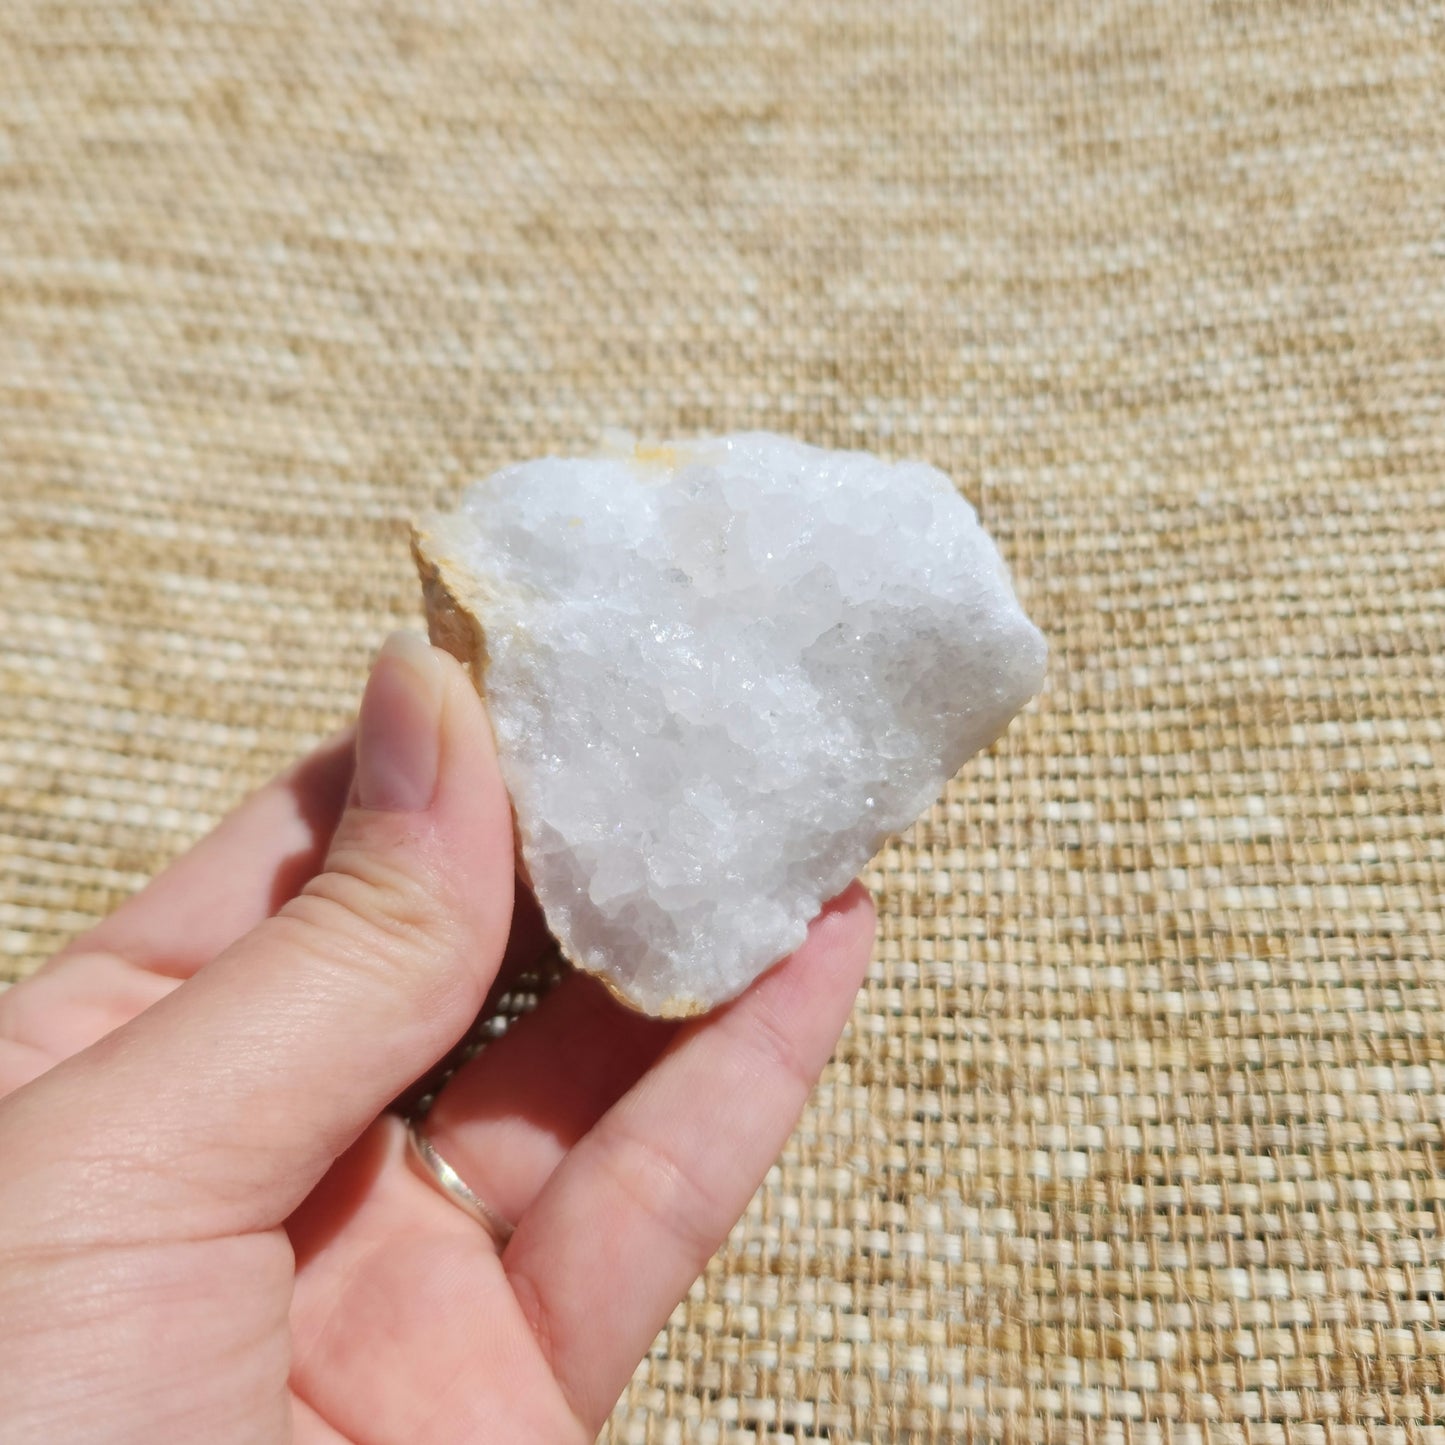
0, 633, 876, 1444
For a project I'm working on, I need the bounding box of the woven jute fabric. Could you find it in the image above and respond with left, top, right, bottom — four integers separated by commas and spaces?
3, 2, 1443, 1439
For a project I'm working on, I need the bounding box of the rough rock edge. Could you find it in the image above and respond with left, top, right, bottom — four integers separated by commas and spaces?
410, 518, 712, 1020
409, 521, 490, 692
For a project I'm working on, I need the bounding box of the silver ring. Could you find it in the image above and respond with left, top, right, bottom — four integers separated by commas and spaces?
405, 1118, 515, 1248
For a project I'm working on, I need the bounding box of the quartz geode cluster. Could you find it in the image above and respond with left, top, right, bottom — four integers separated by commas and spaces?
413, 433, 1045, 1015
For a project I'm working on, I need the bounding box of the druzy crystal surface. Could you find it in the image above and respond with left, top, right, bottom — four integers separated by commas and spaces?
415, 434, 1045, 1014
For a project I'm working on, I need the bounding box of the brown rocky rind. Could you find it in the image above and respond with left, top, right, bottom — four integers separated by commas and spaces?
409, 522, 490, 692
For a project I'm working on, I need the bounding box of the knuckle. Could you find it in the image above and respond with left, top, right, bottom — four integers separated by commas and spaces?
596, 1122, 728, 1264
275, 846, 471, 996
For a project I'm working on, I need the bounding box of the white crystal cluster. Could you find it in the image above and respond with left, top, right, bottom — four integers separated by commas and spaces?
415, 434, 1045, 1014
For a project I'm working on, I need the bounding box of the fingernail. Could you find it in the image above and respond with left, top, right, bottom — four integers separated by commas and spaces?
355, 631, 447, 812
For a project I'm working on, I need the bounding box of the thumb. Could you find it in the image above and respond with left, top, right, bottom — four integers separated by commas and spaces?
0, 632, 515, 1244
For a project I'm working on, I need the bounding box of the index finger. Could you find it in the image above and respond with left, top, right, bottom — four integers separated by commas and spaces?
56, 728, 357, 977
0, 731, 356, 1091
501, 882, 877, 1434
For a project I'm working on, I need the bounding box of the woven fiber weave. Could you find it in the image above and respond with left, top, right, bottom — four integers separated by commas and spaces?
3, 2, 1444, 1440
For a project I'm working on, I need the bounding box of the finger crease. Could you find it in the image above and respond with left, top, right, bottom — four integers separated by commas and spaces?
594, 1122, 727, 1264
503, 1263, 594, 1444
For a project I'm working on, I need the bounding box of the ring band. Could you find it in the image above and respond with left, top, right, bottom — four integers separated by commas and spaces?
405, 1118, 516, 1248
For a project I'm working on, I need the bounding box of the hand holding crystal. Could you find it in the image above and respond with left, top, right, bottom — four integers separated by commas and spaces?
0, 635, 876, 1443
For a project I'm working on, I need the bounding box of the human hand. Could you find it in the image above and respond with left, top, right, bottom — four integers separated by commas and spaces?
0, 633, 875, 1444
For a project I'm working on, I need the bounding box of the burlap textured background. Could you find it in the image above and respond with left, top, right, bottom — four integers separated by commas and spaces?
3, 1, 1443, 1439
